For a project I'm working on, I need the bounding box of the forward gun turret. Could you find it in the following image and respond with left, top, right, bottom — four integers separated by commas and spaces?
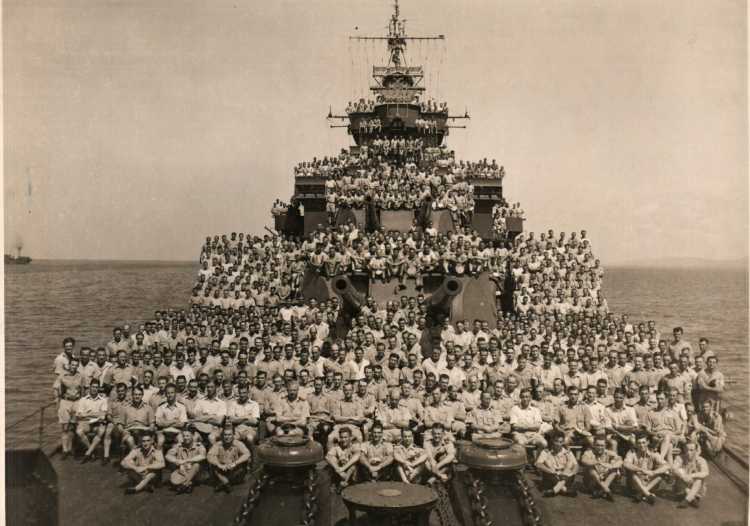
427, 276, 462, 323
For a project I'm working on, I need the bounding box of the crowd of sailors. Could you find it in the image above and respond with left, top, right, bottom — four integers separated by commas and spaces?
53, 253, 726, 508
414, 118, 439, 134
358, 119, 382, 134
345, 98, 448, 114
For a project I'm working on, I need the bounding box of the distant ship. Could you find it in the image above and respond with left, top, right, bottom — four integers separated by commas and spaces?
5, 243, 31, 264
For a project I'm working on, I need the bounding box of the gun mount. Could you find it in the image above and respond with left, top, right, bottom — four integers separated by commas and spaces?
426, 276, 463, 324
332, 275, 365, 316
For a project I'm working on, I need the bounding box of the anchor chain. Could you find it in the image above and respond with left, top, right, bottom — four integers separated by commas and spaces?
233, 468, 269, 526
300, 467, 319, 526
515, 471, 543, 526
465, 473, 493, 526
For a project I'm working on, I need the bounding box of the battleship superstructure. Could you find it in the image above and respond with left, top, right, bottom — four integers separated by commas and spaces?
7, 3, 746, 526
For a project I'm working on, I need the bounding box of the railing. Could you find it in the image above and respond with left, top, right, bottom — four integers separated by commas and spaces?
5, 400, 59, 454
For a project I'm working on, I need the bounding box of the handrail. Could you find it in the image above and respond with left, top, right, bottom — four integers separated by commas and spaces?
5, 400, 57, 431
5, 400, 58, 451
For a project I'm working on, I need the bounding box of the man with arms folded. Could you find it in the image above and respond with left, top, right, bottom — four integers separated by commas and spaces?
358, 422, 394, 481
192, 382, 227, 444
328, 382, 367, 447
393, 428, 428, 484
623, 432, 669, 504
226, 384, 260, 447
604, 388, 638, 453
326, 427, 360, 491
582, 385, 610, 448
121, 431, 165, 495
207, 427, 252, 493
379, 388, 413, 443
510, 388, 550, 462
103, 351, 137, 395
581, 435, 621, 501
155, 383, 188, 449
53, 357, 84, 459
165, 428, 206, 494
270, 382, 310, 436
556, 386, 591, 447
535, 430, 579, 498
424, 423, 456, 484
54, 337, 76, 376
646, 391, 685, 463
122, 385, 156, 452
75, 379, 108, 463
468, 391, 508, 439
693, 399, 725, 460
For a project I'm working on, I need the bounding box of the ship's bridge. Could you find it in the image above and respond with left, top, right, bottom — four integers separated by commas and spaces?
347, 101, 448, 147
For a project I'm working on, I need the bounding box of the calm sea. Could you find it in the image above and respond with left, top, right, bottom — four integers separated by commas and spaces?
4, 261, 748, 453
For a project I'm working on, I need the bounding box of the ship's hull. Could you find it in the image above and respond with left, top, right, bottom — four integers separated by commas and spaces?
5, 255, 32, 264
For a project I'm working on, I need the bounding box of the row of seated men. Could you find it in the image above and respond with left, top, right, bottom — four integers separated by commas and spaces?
55, 357, 721, 508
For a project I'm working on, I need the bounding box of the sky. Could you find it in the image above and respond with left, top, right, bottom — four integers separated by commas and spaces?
3, 0, 748, 264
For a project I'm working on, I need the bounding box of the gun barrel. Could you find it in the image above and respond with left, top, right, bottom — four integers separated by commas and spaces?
428, 276, 463, 316
332, 275, 364, 315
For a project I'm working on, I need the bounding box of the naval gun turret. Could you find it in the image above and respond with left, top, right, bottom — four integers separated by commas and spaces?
426, 276, 462, 325
331, 275, 365, 338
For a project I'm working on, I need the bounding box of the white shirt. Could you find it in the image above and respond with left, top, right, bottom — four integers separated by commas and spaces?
509, 404, 543, 429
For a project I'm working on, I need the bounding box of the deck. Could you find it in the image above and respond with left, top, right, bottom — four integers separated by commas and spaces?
40, 449, 747, 526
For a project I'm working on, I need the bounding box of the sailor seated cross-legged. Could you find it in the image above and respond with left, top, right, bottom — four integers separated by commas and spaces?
580, 435, 622, 501
623, 432, 670, 505
165, 428, 206, 494
207, 426, 252, 493
121, 431, 165, 495
326, 426, 361, 491
424, 423, 456, 484
672, 441, 710, 508
535, 430, 579, 498
393, 427, 428, 484
359, 422, 394, 481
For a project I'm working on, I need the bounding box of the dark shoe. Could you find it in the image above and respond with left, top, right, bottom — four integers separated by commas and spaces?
677, 500, 689, 509
565, 488, 578, 498
590, 490, 600, 499
689, 498, 700, 508
61, 452, 70, 461
125, 487, 137, 495
603, 491, 614, 502
101, 457, 110, 466
632, 495, 642, 503
646, 495, 656, 506
145, 484, 154, 493
542, 489, 555, 498
184, 484, 193, 494
80, 455, 89, 464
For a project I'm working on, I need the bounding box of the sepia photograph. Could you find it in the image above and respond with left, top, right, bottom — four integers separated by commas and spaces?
3, 1, 748, 525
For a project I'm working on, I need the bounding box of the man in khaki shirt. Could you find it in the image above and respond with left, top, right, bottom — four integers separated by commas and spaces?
121, 432, 165, 495
165, 429, 206, 493
207, 427, 252, 493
